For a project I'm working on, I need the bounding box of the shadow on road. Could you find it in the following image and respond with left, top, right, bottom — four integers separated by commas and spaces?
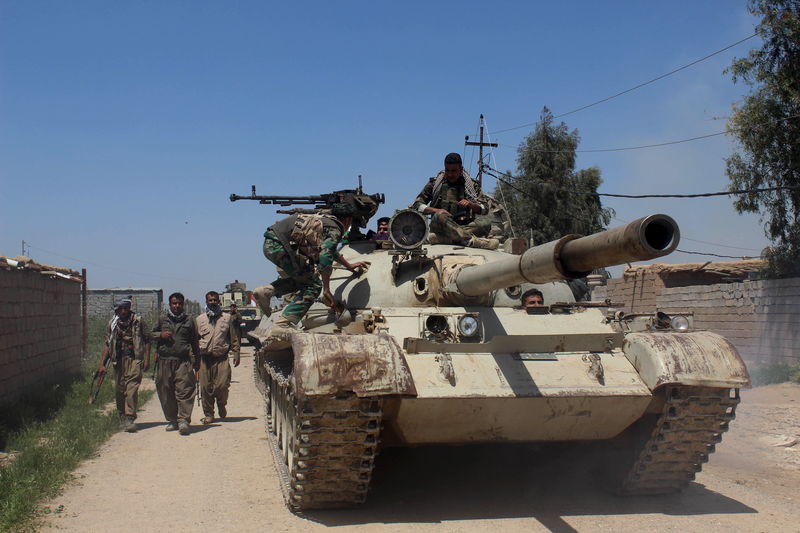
305, 443, 756, 532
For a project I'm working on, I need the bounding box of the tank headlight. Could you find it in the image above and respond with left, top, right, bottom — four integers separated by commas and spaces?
457, 315, 479, 337
425, 314, 449, 335
670, 315, 690, 331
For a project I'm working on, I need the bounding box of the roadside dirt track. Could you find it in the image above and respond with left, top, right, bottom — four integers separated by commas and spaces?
40, 347, 800, 533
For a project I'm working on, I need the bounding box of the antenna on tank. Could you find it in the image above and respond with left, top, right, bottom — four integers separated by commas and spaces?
357, 174, 363, 194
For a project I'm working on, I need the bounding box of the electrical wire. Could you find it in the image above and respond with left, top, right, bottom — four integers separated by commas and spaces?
484, 169, 768, 253
675, 249, 759, 260
492, 33, 758, 134
496, 113, 800, 153
484, 166, 800, 199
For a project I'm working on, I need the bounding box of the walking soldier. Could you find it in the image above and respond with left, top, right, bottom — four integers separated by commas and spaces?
152, 292, 200, 436
196, 291, 240, 424
97, 297, 150, 433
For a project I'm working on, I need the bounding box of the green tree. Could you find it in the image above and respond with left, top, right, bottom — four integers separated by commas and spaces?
726, 0, 800, 276
494, 107, 613, 244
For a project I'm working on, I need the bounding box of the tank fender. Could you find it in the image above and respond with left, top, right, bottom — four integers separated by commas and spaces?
623, 331, 751, 390
291, 332, 418, 400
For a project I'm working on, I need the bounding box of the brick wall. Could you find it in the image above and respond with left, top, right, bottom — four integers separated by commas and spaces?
88, 289, 163, 319
0, 269, 83, 405
604, 274, 800, 367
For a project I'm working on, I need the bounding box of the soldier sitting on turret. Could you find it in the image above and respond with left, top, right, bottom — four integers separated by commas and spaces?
412, 152, 499, 250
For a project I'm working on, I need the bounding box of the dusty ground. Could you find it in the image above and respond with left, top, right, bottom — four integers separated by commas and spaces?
40, 347, 800, 533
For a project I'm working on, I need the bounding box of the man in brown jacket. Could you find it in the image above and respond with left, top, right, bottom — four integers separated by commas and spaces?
97, 297, 150, 433
152, 292, 200, 436
196, 291, 240, 424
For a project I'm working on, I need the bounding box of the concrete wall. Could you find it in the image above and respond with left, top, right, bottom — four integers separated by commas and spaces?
88, 288, 163, 319
602, 274, 800, 367
0, 268, 83, 405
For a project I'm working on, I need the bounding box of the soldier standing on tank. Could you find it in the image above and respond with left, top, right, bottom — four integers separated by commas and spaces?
152, 292, 200, 436
252, 203, 370, 330
412, 152, 499, 250
97, 297, 150, 433
196, 291, 240, 424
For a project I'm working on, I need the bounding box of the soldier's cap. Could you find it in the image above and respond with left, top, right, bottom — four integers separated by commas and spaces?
444, 152, 462, 165
331, 202, 356, 218
114, 298, 132, 310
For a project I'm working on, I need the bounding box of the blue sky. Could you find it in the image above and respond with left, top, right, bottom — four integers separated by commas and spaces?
0, 1, 768, 302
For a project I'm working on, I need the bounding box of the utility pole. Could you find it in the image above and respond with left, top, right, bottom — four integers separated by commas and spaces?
464, 114, 498, 189
21, 240, 26, 256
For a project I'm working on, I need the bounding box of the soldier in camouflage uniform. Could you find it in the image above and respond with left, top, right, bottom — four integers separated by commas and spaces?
253, 203, 370, 328
97, 298, 150, 433
412, 152, 499, 249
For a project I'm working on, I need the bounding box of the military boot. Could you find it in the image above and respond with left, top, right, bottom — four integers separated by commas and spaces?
467, 236, 500, 250
124, 416, 138, 433
252, 284, 275, 316
264, 315, 296, 351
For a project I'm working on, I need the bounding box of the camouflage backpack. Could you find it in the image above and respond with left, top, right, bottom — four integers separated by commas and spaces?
290, 214, 324, 262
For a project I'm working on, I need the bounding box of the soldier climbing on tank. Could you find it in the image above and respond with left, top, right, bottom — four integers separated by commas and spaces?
252, 203, 371, 333
412, 152, 499, 250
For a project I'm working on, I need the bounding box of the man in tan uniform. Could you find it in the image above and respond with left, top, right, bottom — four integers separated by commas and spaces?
152, 292, 200, 436
196, 291, 241, 424
97, 297, 150, 433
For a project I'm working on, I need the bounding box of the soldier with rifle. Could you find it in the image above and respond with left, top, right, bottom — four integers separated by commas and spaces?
412, 152, 499, 249
95, 297, 150, 433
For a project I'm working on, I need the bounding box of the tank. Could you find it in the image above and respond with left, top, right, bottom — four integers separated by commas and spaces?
249, 210, 750, 510
221, 280, 262, 342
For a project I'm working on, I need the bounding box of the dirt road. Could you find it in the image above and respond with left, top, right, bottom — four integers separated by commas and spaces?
41, 347, 800, 533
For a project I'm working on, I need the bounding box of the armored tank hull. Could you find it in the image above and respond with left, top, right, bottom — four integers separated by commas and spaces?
251, 214, 750, 510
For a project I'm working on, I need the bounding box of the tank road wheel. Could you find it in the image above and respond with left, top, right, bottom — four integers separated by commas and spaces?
257, 353, 384, 511
613, 385, 740, 495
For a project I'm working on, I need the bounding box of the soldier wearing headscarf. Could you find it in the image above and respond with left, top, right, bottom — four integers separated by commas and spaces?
196, 290, 240, 425
97, 297, 150, 433
413, 152, 499, 249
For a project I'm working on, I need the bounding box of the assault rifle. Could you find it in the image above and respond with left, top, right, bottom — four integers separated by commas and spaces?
89, 352, 113, 404
229, 180, 385, 228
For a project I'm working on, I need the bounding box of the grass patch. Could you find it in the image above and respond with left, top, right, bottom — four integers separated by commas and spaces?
0, 317, 154, 533
751, 361, 800, 386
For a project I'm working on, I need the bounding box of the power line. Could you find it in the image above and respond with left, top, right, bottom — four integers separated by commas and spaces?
493, 33, 758, 134
26, 243, 226, 285
485, 168, 768, 254
484, 165, 800, 199
675, 249, 759, 260
495, 113, 800, 153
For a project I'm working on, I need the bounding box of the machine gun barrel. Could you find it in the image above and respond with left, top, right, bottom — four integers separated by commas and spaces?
229, 193, 329, 206
454, 214, 679, 297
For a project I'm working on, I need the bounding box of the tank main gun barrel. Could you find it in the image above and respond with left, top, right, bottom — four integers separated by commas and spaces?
454, 214, 680, 297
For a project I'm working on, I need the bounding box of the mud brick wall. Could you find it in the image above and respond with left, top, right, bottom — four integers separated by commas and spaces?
87, 289, 163, 319
604, 269, 666, 314
0, 269, 83, 405
604, 275, 800, 367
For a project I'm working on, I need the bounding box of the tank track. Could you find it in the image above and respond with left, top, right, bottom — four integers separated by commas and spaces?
254, 352, 383, 510
619, 385, 740, 494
